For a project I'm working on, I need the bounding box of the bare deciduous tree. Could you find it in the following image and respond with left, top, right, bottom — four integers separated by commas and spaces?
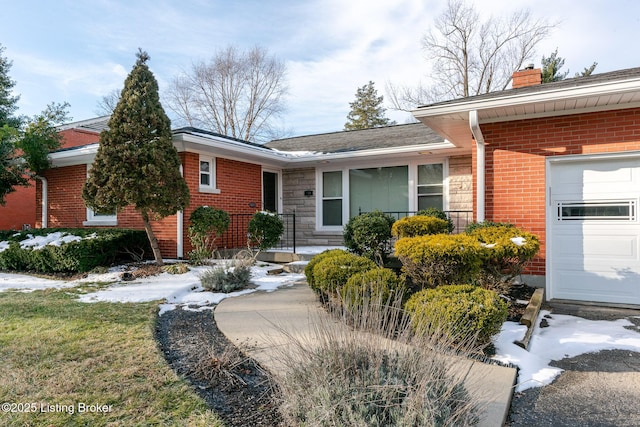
94, 88, 120, 116
165, 45, 288, 143
389, 0, 556, 110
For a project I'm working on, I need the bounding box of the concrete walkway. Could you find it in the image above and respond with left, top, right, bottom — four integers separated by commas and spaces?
215, 282, 517, 426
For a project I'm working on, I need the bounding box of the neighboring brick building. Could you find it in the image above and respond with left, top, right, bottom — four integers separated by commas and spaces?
414, 66, 640, 306
0, 116, 108, 230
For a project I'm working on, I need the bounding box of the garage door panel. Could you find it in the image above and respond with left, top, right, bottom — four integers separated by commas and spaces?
553, 230, 638, 260
549, 156, 640, 305
554, 269, 639, 304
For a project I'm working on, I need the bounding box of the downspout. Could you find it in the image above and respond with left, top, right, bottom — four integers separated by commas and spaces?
177, 164, 184, 259
36, 176, 48, 228
469, 110, 485, 222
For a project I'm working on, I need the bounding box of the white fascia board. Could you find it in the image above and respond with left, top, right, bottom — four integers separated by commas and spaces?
412, 78, 640, 119
175, 132, 459, 167
49, 144, 99, 167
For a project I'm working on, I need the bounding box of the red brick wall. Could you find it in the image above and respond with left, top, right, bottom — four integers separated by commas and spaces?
36, 152, 264, 259
477, 107, 640, 275
180, 152, 263, 255
0, 184, 36, 230
59, 128, 100, 148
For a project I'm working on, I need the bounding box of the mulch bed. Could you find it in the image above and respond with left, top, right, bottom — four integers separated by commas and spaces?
155, 283, 537, 425
155, 308, 285, 427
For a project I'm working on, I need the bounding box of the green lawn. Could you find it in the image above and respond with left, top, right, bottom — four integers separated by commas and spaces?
0, 288, 223, 426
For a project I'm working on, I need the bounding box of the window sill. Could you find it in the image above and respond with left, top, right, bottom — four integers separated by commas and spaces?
199, 187, 221, 194
83, 220, 118, 226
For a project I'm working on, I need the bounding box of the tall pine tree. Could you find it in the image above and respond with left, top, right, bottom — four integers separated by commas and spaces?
344, 81, 393, 130
83, 50, 190, 265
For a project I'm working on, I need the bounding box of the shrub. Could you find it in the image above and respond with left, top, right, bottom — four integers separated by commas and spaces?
162, 263, 190, 274
247, 211, 284, 252
312, 252, 376, 296
464, 220, 514, 234
391, 215, 450, 238
467, 225, 540, 293
343, 211, 395, 266
405, 284, 508, 346
0, 228, 150, 273
394, 234, 483, 289
304, 249, 349, 290
199, 262, 252, 293
417, 207, 454, 233
188, 206, 230, 265
339, 268, 407, 313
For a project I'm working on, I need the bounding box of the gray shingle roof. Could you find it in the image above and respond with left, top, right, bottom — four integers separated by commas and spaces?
265, 123, 444, 153
420, 67, 640, 108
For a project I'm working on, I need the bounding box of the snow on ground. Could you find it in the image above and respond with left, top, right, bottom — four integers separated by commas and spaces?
2, 248, 640, 394
493, 310, 640, 392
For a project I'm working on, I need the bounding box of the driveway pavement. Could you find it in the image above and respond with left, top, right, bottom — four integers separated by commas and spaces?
508, 303, 640, 426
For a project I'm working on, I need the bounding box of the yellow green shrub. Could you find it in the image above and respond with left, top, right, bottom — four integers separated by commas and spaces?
391, 216, 450, 238
339, 268, 407, 312
312, 253, 377, 296
467, 225, 540, 292
404, 284, 507, 346
304, 249, 350, 291
394, 234, 483, 289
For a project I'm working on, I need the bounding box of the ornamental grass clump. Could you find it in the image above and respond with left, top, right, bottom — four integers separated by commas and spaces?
199, 261, 252, 293
271, 290, 480, 426
467, 224, 540, 293
395, 234, 483, 289
404, 284, 508, 347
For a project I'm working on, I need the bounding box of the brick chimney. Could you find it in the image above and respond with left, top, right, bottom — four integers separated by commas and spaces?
512, 64, 542, 89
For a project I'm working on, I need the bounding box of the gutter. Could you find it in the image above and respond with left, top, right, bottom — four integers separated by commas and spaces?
469, 110, 485, 222
36, 176, 48, 228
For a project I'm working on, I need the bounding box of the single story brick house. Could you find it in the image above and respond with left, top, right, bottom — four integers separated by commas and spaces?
413, 66, 640, 306
39, 119, 470, 259
22, 65, 640, 306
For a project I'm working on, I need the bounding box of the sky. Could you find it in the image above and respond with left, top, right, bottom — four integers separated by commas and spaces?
2, 0, 640, 138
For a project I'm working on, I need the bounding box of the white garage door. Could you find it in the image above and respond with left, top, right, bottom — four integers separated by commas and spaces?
548, 155, 640, 305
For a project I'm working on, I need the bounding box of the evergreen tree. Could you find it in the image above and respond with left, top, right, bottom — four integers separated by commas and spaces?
0, 44, 20, 128
344, 81, 394, 130
83, 50, 190, 265
541, 49, 568, 83
542, 48, 598, 83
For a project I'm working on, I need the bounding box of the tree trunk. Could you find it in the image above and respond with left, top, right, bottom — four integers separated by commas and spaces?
141, 210, 164, 266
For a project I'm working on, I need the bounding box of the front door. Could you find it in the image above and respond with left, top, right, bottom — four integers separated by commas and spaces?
263, 171, 279, 212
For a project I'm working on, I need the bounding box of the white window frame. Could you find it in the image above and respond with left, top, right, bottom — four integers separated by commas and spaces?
83, 164, 117, 226
315, 158, 449, 231
199, 155, 220, 194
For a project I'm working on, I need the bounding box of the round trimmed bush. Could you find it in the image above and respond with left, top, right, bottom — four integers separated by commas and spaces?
248, 211, 284, 251
391, 215, 450, 238
394, 234, 483, 289
312, 252, 376, 296
417, 207, 454, 233
340, 268, 407, 312
343, 210, 395, 265
304, 249, 350, 291
404, 284, 508, 346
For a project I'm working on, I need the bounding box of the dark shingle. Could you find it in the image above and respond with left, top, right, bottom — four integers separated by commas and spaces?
265, 123, 444, 153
